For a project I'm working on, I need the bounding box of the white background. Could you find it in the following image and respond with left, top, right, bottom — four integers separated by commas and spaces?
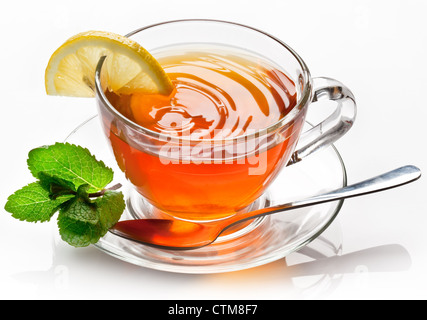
1, 0, 426, 300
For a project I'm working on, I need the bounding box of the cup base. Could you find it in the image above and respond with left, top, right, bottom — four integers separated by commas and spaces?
126, 187, 270, 243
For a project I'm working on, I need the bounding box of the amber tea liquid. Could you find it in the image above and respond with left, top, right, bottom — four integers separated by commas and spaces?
103, 45, 306, 220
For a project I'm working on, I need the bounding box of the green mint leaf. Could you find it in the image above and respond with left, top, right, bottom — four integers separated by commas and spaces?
57, 188, 125, 247
57, 214, 102, 248
60, 185, 98, 224
38, 171, 76, 192
58, 190, 100, 247
5, 182, 73, 222
75, 184, 91, 202
27, 142, 113, 193
38, 171, 77, 200
95, 190, 126, 234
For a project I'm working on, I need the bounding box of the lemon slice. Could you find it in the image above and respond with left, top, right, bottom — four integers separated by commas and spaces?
45, 31, 174, 97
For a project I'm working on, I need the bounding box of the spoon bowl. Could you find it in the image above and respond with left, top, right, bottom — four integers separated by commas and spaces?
109, 165, 421, 250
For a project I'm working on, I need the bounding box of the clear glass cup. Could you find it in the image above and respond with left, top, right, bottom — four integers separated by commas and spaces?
95, 19, 356, 222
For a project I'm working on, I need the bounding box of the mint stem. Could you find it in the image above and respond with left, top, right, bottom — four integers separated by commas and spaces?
88, 183, 122, 198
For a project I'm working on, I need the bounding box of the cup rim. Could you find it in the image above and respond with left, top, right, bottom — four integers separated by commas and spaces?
95, 19, 312, 143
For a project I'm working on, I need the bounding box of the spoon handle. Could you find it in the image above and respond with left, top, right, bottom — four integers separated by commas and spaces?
298, 165, 421, 205
224, 165, 421, 228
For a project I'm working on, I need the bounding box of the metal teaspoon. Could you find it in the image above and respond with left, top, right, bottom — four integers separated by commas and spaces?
109, 165, 421, 250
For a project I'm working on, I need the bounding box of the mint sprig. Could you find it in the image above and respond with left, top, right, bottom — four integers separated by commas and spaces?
27, 142, 114, 193
4, 143, 125, 247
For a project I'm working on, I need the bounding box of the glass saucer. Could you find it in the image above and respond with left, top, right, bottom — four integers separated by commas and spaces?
64, 115, 347, 274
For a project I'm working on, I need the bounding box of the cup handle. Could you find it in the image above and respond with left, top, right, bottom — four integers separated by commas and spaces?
288, 77, 357, 165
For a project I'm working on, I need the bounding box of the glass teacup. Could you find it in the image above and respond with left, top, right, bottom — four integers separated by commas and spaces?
95, 20, 356, 222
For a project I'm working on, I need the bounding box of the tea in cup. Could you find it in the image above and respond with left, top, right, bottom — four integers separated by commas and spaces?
95, 20, 356, 222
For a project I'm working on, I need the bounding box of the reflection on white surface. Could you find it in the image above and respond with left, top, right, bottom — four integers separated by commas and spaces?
10, 220, 412, 299
288, 243, 411, 298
